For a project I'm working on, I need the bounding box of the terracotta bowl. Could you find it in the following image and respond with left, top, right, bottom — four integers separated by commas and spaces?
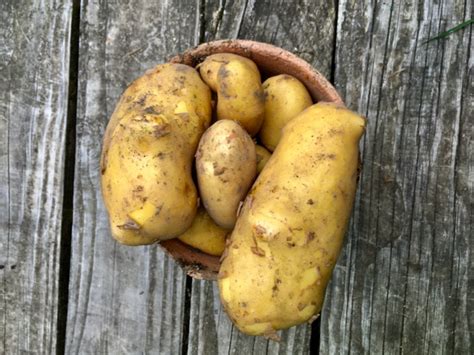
160, 39, 344, 280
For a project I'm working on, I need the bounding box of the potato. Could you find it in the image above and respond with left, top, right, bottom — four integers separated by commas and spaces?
259, 75, 313, 151
199, 54, 265, 136
218, 102, 366, 336
178, 207, 230, 256
255, 144, 271, 173
101, 63, 212, 245
196, 120, 257, 229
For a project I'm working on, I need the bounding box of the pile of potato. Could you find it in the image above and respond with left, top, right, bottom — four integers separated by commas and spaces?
100, 53, 365, 337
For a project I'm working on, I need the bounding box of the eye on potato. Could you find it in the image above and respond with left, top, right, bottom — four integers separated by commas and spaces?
196, 120, 257, 229
255, 144, 271, 173
218, 102, 366, 336
259, 74, 313, 151
199, 53, 265, 136
101, 63, 212, 245
178, 207, 230, 256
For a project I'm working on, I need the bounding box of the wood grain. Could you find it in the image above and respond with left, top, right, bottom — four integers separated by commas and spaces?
320, 0, 473, 354
2, 0, 471, 353
64, 0, 201, 353
0, 0, 72, 353
185, 1, 336, 353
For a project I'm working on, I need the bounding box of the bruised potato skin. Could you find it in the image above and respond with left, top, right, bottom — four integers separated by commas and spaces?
196, 120, 257, 229
199, 54, 265, 136
259, 75, 313, 151
178, 207, 230, 256
101, 63, 212, 245
255, 144, 271, 173
218, 102, 366, 336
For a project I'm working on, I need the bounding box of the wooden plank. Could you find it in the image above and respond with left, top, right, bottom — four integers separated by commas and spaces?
187, 280, 313, 355
64, 0, 201, 353
321, 0, 473, 354
0, 0, 72, 353
186, 1, 336, 353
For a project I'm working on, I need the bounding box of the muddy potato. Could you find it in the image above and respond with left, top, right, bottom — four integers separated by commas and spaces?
199, 54, 265, 136
178, 207, 230, 256
255, 144, 271, 173
259, 75, 313, 151
197, 53, 234, 92
101, 63, 212, 245
196, 120, 257, 229
218, 102, 366, 336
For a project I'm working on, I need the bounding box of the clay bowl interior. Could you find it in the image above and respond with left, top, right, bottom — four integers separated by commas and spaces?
160, 39, 344, 280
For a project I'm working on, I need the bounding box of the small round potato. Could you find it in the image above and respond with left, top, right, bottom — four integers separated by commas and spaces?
196, 120, 257, 229
199, 54, 265, 136
259, 74, 313, 151
255, 144, 271, 173
178, 207, 230, 256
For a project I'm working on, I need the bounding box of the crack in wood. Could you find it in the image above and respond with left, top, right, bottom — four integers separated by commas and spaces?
56, 1, 81, 353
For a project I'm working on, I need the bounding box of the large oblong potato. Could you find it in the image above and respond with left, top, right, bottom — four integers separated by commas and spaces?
218, 102, 366, 336
199, 53, 265, 136
196, 120, 257, 229
101, 63, 212, 245
259, 74, 313, 151
178, 207, 230, 256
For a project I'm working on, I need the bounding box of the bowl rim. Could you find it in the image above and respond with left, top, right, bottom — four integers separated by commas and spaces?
160, 39, 344, 280
170, 39, 343, 104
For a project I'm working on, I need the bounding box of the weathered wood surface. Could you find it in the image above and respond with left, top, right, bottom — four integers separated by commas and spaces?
0, 0, 72, 354
64, 0, 201, 353
185, 1, 336, 354
1, 0, 472, 354
321, 0, 473, 354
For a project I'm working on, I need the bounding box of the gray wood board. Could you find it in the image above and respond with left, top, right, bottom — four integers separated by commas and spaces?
64, 0, 200, 353
2, 0, 470, 353
320, 0, 473, 354
0, 0, 72, 353
185, 1, 336, 354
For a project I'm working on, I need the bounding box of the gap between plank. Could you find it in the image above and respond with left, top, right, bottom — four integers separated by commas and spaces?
329, 0, 339, 84
56, 0, 81, 354
181, 276, 193, 355
198, 0, 206, 44
311, 1, 339, 353
310, 317, 321, 354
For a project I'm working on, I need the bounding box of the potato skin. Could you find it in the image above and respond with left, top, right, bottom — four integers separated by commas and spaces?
255, 144, 271, 173
199, 54, 264, 136
101, 63, 212, 245
178, 207, 230, 256
218, 102, 366, 336
259, 75, 313, 151
196, 120, 257, 229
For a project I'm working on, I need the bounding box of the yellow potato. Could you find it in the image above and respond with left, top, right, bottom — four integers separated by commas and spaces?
196, 120, 257, 229
178, 207, 230, 256
101, 63, 212, 245
199, 54, 264, 136
255, 144, 271, 173
218, 102, 366, 336
259, 75, 313, 151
